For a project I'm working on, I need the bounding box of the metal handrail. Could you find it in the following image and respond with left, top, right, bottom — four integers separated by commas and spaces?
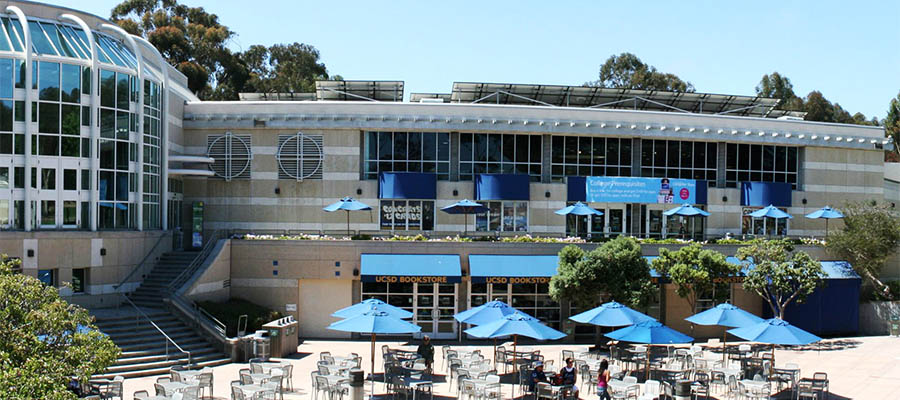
165, 230, 230, 338
170, 294, 227, 338
118, 292, 191, 365
113, 232, 169, 293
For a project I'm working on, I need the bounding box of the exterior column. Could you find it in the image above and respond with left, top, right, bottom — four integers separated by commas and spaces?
132, 35, 169, 230
541, 134, 552, 184
7, 7, 31, 231
59, 13, 99, 232
100, 24, 144, 230
717, 141, 727, 188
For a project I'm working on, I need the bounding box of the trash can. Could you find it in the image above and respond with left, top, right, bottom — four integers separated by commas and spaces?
262, 316, 299, 358
890, 318, 900, 337
674, 379, 692, 400
250, 330, 271, 361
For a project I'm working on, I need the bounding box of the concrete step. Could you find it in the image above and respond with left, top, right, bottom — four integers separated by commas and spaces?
102, 352, 229, 376
112, 330, 198, 347
96, 317, 181, 331
120, 340, 219, 358
114, 346, 223, 366
99, 321, 185, 336
117, 335, 208, 352
93, 357, 230, 379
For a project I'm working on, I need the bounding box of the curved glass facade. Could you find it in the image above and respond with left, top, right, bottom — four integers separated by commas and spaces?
0, 9, 168, 231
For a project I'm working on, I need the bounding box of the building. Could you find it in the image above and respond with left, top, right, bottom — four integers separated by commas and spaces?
1, 1, 895, 343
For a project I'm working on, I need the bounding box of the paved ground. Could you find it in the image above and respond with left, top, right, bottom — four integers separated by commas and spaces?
121, 335, 900, 400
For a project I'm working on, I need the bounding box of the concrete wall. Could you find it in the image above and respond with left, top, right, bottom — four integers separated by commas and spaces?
298, 279, 353, 338
0, 231, 171, 308
859, 301, 900, 335
185, 239, 231, 302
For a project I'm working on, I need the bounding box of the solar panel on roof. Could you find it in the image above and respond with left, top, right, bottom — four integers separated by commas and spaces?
449, 82, 782, 117
315, 80, 404, 102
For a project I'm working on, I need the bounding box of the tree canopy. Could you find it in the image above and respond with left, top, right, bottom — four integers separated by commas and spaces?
586, 52, 695, 92
755, 72, 881, 127
651, 244, 740, 313
737, 239, 824, 319
0, 254, 119, 399
110, 0, 334, 100
886, 91, 900, 155
549, 237, 654, 309
826, 201, 900, 300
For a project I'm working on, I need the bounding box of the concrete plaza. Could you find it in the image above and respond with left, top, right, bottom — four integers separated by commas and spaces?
121, 335, 900, 400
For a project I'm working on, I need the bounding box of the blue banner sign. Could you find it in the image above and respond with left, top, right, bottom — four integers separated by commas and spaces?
585, 177, 702, 204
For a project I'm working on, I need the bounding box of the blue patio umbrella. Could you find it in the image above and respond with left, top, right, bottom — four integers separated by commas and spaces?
605, 320, 694, 376
748, 205, 793, 219
554, 202, 604, 216
749, 205, 792, 236
440, 199, 488, 234
323, 197, 372, 235
663, 203, 710, 217
328, 310, 421, 387
805, 206, 844, 236
332, 298, 414, 319
685, 303, 764, 361
663, 203, 710, 239
454, 300, 519, 325
728, 318, 822, 372
465, 311, 565, 393
569, 301, 656, 327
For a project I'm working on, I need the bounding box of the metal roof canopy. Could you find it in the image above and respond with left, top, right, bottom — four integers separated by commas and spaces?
450, 82, 785, 118
316, 80, 404, 102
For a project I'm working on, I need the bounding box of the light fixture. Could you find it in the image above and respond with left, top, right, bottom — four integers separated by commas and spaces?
274, 187, 280, 194
722, 196, 728, 203
545, 191, 551, 198
452, 189, 459, 196
802, 198, 807, 205
356, 188, 362, 195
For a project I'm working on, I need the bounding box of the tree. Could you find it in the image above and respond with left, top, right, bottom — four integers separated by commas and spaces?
585, 53, 695, 92
651, 244, 741, 313
111, 0, 237, 98
0, 254, 119, 399
239, 43, 330, 94
826, 201, 900, 299
756, 72, 803, 111
886, 91, 900, 155
550, 237, 654, 309
737, 239, 825, 319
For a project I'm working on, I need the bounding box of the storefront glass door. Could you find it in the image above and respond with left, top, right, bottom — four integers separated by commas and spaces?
362, 281, 457, 339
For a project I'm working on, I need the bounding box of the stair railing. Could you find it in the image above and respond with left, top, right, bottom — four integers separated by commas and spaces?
113, 231, 170, 294
117, 292, 191, 365
165, 230, 230, 339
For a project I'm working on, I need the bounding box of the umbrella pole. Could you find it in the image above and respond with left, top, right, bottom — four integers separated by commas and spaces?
371, 333, 376, 400
513, 334, 518, 398
771, 343, 775, 376
825, 219, 829, 238
645, 345, 650, 380
723, 331, 727, 363
347, 211, 351, 237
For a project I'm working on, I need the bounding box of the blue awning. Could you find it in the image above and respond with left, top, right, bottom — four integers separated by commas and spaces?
740, 181, 792, 207
379, 172, 437, 199
360, 254, 461, 283
475, 174, 530, 201
567, 176, 586, 202
468, 255, 559, 283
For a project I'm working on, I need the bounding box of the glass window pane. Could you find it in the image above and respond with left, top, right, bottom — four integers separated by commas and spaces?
28, 22, 56, 55
578, 136, 591, 165
116, 73, 130, 109
0, 58, 12, 98
460, 133, 472, 162
61, 64, 80, 103
61, 104, 79, 135
621, 139, 632, 166
607, 138, 620, 166
100, 70, 115, 108
38, 102, 59, 134
422, 132, 435, 161
100, 109, 115, 138
116, 141, 128, 170
63, 201, 76, 225
551, 136, 563, 164
438, 132, 450, 161
116, 111, 129, 139
488, 134, 501, 162
0, 100, 11, 131
407, 132, 421, 161
667, 141, 679, 168
39, 135, 58, 156
474, 134, 487, 162
530, 135, 541, 163
61, 136, 79, 157
564, 136, 577, 164
654, 140, 666, 167
41, 200, 55, 226
38, 61, 60, 101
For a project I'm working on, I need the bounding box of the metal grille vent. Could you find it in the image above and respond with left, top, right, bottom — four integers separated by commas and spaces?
207, 132, 252, 180
277, 132, 324, 180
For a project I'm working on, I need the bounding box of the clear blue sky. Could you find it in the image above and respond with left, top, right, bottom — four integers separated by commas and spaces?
51, 0, 900, 118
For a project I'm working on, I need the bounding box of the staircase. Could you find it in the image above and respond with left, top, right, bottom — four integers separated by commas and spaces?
92, 251, 230, 378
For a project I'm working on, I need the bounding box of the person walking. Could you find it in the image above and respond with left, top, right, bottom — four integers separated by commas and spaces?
596, 359, 611, 400
416, 335, 435, 375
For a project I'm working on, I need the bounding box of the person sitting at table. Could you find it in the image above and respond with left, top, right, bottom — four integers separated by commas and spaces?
530, 362, 548, 392
416, 335, 435, 374
559, 358, 580, 397
596, 359, 611, 400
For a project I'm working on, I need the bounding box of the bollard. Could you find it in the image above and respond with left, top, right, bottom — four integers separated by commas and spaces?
349, 368, 365, 400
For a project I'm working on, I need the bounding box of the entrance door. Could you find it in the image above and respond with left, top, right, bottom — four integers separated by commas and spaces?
586, 205, 626, 237
413, 283, 457, 339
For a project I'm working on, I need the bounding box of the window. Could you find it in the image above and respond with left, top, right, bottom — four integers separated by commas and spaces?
469, 282, 561, 330
0, 167, 7, 188
726, 144, 798, 189
207, 132, 252, 180
459, 133, 541, 181
63, 201, 76, 226
741, 207, 789, 236
379, 200, 434, 231
37, 269, 56, 287
640, 140, 717, 185
41, 200, 55, 226
0, 199, 8, 226
364, 131, 450, 180
41, 168, 55, 190
551, 136, 632, 181
63, 169, 76, 190
71, 268, 86, 293
695, 283, 732, 313
475, 201, 527, 232
277, 133, 323, 180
